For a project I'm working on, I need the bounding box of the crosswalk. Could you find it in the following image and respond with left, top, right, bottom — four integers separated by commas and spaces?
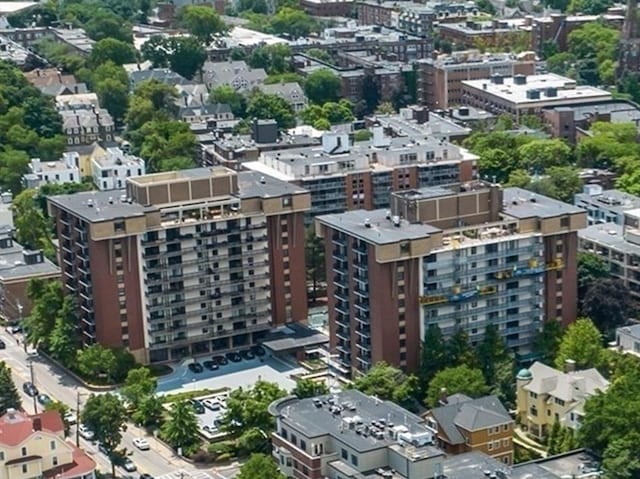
156, 470, 218, 479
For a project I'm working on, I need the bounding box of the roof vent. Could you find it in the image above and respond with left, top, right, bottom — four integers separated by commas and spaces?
364, 218, 372, 228
392, 216, 401, 227
108, 197, 114, 204
87, 199, 94, 208
385, 210, 391, 219
259, 176, 266, 184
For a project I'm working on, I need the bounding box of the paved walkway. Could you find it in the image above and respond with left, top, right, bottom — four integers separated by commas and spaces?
514, 427, 548, 458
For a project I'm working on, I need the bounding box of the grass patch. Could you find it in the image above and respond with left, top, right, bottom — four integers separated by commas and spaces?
160, 387, 229, 404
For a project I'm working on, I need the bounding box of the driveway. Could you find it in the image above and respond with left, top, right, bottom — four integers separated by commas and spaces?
156, 355, 306, 395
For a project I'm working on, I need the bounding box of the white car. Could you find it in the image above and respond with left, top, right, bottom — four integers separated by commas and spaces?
202, 398, 221, 411
64, 412, 77, 425
133, 438, 150, 451
78, 424, 94, 440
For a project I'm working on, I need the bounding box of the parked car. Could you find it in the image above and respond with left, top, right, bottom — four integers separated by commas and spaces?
23, 382, 38, 397
241, 349, 255, 360
123, 459, 137, 472
252, 345, 266, 356
212, 355, 228, 366
0, 339, 5, 349
133, 438, 150, 451
64, 412, 77, 425
203, 360, 219, 371
78, 424, 95, 440
203, 424, 218, 434
202, 398, 221, 411
140, 474, 154, 479
225, 352, 242, 363
6, 325, 21, 334
187, 362, 203, 373
190, 400, 205, 414
37, 394, 52, 406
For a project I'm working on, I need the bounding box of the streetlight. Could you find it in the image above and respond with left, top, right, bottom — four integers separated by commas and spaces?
17, 301, 26, 354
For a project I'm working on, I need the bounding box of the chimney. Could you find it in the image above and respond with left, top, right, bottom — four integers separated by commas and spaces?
438, 388, 448, 406
33, 417, 42, 431
564, 359, 576, 373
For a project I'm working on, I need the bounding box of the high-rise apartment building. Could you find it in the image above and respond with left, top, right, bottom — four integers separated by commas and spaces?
316, 183, 585, 377
48, 167, 310, 364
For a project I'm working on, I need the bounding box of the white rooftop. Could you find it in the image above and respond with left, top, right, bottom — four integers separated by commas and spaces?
462, 73, 612, 107
0, 2, 36, 13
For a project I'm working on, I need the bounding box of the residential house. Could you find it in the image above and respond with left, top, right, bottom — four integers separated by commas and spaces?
0, 227, 59, 321
129, 68, 191, 90
0, 409, 96, 479
23, 153, 81, 189
55, 92, 100, 111
516, 361, 609, 439
616, 324, 640, 356
259, 82, 308, 112
178, 103, 234, 124
90, 146, 145, 190
202, 60, 267, 92
24, 68, 87, 97
425, 394, 514, 465
175, 83, 210, 108
60, 107, 115, 146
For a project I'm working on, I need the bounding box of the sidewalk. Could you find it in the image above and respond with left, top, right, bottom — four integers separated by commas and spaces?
514, 426, 548, 458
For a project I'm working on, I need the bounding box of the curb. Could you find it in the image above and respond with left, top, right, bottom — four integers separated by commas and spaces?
37, 349, 118, 392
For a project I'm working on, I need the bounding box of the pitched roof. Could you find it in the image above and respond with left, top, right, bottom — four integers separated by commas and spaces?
179, 103, 232, 118
0, 410, 64, 447
429, 395, 512, 445
260, 82, 307, 103
523, 362, 609, 402
43, 444, 96, 479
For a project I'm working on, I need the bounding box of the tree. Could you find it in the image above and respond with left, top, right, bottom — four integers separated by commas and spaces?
247, 44, 292, 74
167, 37, 207, 80
602, 434, 640, 479
351, 362, 418, 410
419, 324, 449, 390
517, 139, 572, 174
534, 320, 564, 365
507, 169, 531, 188
179, 5, 226, 43
121, 367, 157, 408
0, 361, 21, 415
95, 78, 129, 122
582, 279, 634, 339
237, 453, 285, 479
577, 252, 609, 301
375, 101, 395, 115
140, 35, 171, 67
305, 48, 331, 62
554, 318, 603, 371
269, 7, 317, 39
76, 345, 117, 382
82, 394, 127, 478
132, 394, 164, 427
322, 100, 353, 124
446, 329, 478, 368
528, 166, 582, 203
477, 324, 508, 385
237, 427, 270, 454
246, 92, 295, 129
159, 157, 196, 171
292, 378, 329, 398
210, 85, 246, 117
12, 189, 52, 252
222, 381, 287, 435
85, 11, 133, 43
136, 120, 197, 172
48, 297, 79, 366
305, 227, 325, 300
425, 365, 489, 407
303, 69, 341, 105
478, 149, 517, 183
161, 399, 200, 454
0, 148, 30, 193
547, 420, 562, 454
24, 279, 63, 349
90, 38, 136, 66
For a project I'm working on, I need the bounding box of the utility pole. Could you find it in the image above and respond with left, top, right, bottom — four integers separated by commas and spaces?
76, 390, 81, 447
18, 302, 26, 354
29, 360, 37, 414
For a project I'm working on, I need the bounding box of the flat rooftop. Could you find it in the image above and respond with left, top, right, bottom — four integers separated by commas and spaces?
318, 208, 441, 245
48, 190, 148, 223
236, 171, 308, 199
0, 2, 36, 13
574, 188, 640, 212
374, 112, 470, 138
127, 166, 231, 185
462, 73, 611, 106
420, 51, 533, 68
270, 389, 443, 455
579, 223, 640, 256
503, 187, 585, 219
261, 323, 328, 353
0, 243, 59, 281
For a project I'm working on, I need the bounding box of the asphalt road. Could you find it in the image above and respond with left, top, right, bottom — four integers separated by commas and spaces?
0, 330, 193, 478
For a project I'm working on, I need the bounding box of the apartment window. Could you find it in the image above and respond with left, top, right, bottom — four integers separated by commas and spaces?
341, 448, 348, 460
114, 221, 125, 232
503, 439, 510, 447
21, 447, 27, 456
280, 428, 288, 440
22, 465, 28, 474
529, 391, 538, 399
556, 243, 563, 253
530, 406, 538, 416
561, 217, 569, 227
351, 454, 358, 466
302, 466, 309, 475
554, 398, 565, 407
52, 456, 58, 466
291, 434, 297, 446
50, 440, 56, 450
300, 440, 306, 451
488, 442, 493, 451
0, 451, 3, 461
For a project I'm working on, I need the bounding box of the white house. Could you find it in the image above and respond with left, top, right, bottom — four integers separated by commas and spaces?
23, 152, 81, 189
91, 147, 145, 190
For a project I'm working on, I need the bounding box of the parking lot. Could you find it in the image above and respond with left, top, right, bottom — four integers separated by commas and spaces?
155, 354, 306, 396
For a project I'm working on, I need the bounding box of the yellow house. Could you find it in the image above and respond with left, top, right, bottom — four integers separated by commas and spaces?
516, 361, 609, 439
0, 409, 96, 479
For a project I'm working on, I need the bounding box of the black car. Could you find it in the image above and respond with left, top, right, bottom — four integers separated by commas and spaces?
0, 339, 5, 349
190, 400, 205, 414
187, 362, 203, 373
252, 345, 266, 357
23, 382, 38, 397
225, 352, 242, 363
203, 360, 219, 371
241, 349, 255, 360
212, 355, 228, 366
140, 474, 154, 479
7, 325, 21, 334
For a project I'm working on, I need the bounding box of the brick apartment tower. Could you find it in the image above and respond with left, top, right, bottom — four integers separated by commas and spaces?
316, 184, 585, 378
618, 0, 640, 76
48, 168, 310, 364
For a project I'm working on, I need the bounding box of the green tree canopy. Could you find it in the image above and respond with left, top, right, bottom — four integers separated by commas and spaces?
303, 69, 341, 105
246, 92, 295, 129
161, 399, 200, 453
237, 453, 286, 479
76, 345, 118, 382
12, 189, 53, 252
48, 296, 79, 366
351, 362, 418, 410
517, 138, 572, 173
82, 394, 127, 477
292, 377, 329, 398
419, 324, 449, 390
85, 10, 133, 43
425, 365, 489, 407
121, 367, 157, 408
582, 278, 634, 340
90, 38, 136, 66
269, 7, 317, 39
221, 381, 287, 435
534, 320, 564, 365
0, 361, 21, 415
24, 279, 63, 350
210, 85, 247, 117
247, 44, 292, 74
555, 318, 603, 371
577, 252, 609, 300
179, 5, 226, 43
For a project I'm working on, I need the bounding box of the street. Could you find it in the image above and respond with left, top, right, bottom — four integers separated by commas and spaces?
0, 330, 235, 479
